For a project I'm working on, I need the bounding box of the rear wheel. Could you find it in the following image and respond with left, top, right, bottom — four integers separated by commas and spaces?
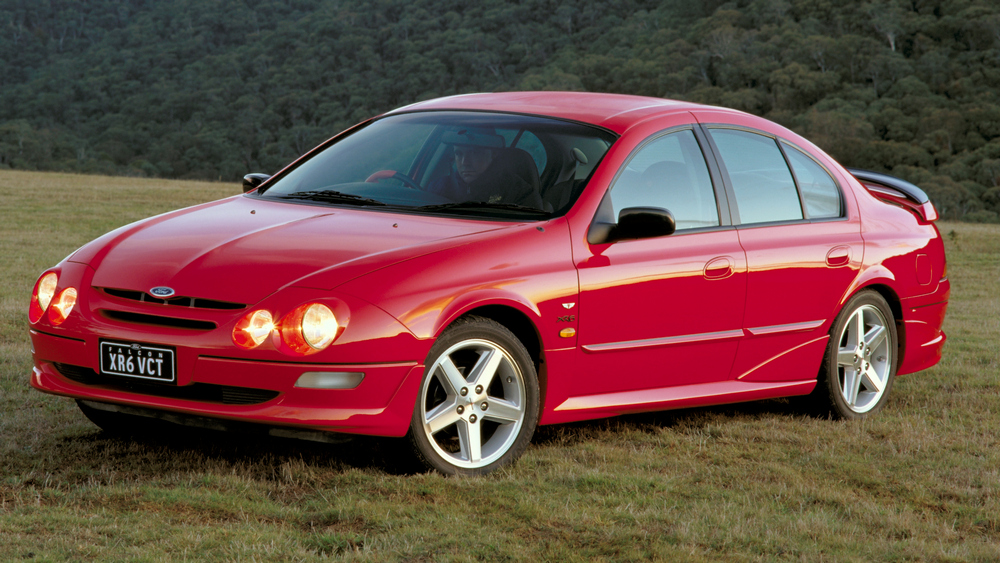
814, 291, 898, 418
408, 316, 539, 475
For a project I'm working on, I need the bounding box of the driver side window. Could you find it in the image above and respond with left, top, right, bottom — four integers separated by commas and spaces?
609, 129, 720, 230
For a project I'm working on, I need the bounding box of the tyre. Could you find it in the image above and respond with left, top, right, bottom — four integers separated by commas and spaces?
813, 291, 898, 418
408, 316, 540, 475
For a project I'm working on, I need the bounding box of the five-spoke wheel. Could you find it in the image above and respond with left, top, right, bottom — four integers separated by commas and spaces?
409, 316, 539, 475
815, 291, 898, 418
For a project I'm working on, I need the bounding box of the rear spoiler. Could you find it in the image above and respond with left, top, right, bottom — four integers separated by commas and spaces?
847, 168, 938, 222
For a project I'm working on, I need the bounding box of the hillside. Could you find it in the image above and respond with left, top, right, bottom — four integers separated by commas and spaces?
2, 0, 999, 221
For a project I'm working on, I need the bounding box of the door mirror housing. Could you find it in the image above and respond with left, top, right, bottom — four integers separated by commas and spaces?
243, 173, 271, 193
616, 207, 676, 240
587, 207, 676, 244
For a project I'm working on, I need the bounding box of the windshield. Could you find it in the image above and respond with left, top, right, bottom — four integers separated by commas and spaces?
258, 111, 617, 219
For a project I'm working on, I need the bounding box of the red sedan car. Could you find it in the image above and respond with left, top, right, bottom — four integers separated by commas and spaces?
29, 92, 949, 475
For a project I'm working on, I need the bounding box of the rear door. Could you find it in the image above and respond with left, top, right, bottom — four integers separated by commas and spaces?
700, 122, 863, 383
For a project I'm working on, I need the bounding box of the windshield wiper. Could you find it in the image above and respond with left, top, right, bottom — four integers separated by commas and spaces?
416, 201, 550, 216
274, 190, 387, 206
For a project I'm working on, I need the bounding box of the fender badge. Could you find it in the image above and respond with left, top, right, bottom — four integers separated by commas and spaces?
149, 286, 176, 298
562, 302, 576, 309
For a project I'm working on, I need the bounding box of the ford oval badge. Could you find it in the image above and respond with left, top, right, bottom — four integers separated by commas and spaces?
149, 286, 176, 298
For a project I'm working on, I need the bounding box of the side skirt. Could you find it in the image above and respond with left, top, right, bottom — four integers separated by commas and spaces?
541, 379, 816, 425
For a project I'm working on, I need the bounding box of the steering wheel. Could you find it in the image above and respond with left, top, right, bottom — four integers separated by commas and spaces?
365, 170, 420, 190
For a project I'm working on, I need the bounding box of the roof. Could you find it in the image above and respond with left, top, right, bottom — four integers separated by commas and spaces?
388, 92, 708, 134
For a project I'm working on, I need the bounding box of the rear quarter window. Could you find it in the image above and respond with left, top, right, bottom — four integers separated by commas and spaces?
782, 142, 843, 219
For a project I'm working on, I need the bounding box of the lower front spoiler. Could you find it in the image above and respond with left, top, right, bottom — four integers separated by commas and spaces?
31, 360, 425, 438
78, 399, 357, 444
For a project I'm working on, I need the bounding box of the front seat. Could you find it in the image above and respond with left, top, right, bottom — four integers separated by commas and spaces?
483, 148, 545, 210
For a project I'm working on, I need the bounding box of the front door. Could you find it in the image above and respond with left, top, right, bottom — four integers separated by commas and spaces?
574, 128, 747, 398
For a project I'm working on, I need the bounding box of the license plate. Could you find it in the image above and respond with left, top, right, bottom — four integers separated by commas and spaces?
99, 341, 176, 383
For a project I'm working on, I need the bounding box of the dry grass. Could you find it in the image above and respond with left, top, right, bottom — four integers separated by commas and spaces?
1, 170, 998, 561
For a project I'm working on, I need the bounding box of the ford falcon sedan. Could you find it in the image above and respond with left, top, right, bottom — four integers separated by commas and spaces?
28, 92, 949, 475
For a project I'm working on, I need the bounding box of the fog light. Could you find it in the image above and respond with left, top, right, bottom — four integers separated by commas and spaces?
295, 371, 365, 389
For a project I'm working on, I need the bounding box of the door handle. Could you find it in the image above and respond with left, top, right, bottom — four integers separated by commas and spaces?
826, 246, 852, 267
704, 256, 734, 280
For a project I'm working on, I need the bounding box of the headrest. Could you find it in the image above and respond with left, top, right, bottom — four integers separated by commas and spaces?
441, 127, 505, 149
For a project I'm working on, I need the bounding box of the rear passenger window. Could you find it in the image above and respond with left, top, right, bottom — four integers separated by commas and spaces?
782, 143, 843, 219
710, 129, 803, 225
609, 129, 719, 230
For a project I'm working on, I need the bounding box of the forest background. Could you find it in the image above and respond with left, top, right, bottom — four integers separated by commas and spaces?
2, 0, 1000, 222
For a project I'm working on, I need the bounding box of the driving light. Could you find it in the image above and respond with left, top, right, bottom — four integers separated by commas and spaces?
29, 272, 58, 323
48, 287, 77, 326
233, 309, 275, 349
295, 371, 365, 389
280, 303, 340, 354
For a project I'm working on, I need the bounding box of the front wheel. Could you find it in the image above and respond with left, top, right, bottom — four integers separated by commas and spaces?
814, 291, 898, 418
408, 316, 539, 475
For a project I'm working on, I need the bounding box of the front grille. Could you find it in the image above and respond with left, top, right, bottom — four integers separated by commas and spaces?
53, 363, 279, 405
100, 310, 217, 330
101, 288, 246, 310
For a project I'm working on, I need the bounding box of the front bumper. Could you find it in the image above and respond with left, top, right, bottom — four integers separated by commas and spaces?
31, 328, 424, 436
29, 260, 431, 437
27, 261, 431, 437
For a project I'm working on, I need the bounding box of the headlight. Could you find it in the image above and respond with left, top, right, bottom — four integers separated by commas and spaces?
48, 287, 78, 326
301, 304, 338, 349
29, 272, 59, 324
233, 309, 275, 349
281, 303, 340, 354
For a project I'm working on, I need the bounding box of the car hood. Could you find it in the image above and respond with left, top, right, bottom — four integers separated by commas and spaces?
73, 195, 509, 306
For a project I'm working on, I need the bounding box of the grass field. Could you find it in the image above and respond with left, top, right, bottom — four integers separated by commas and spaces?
1, 169, 998, 562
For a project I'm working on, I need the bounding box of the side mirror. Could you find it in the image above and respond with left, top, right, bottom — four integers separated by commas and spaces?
243, 173, 271, 193
616, 207, 676, 240
588, 207, 676, 244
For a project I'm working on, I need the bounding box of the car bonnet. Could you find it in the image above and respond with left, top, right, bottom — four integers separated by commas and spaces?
75, 195, 510, 307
